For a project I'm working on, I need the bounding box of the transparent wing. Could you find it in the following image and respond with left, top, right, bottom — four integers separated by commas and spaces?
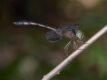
45, 30, 62, 43
64, 38, 84, 56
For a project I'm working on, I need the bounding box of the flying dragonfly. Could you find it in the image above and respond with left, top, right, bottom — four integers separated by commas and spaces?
13, 20, 84, 55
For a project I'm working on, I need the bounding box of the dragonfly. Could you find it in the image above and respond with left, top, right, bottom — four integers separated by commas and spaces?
13, 20, 84, 55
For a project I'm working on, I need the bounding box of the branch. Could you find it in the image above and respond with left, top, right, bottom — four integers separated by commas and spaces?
42, 25, 107, 80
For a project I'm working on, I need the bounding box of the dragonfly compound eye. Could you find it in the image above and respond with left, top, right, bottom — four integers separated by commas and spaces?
75, 30, 84, 40
45, 30, 62, 43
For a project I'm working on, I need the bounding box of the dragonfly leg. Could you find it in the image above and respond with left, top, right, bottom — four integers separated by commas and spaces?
64, 41, 71, 56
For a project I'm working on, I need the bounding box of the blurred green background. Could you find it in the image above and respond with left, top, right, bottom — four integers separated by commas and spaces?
0, 0, 107, 80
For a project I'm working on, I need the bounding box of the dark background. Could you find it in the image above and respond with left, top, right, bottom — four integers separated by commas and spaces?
0, 0, 107, 80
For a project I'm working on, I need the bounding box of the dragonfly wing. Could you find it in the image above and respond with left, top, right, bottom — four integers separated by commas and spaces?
64, 39, 84, 56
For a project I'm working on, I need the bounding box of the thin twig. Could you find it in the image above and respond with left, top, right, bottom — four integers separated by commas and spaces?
42, 25, 107, 80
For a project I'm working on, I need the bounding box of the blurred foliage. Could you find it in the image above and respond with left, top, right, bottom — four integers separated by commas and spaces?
0, 0, 107, 80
